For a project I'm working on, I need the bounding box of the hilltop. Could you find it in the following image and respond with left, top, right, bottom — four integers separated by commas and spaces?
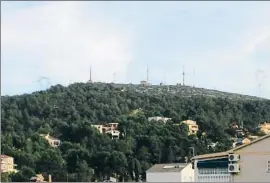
1, 82, 270, 181
112, 83, 265, 101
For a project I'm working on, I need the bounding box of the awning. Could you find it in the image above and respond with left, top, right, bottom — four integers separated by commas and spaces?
197, 158, 228, 168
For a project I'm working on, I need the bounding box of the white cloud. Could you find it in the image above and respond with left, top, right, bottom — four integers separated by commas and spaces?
2, 2, 134, 95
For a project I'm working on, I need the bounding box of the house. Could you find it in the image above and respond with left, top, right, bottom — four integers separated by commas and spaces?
148, 116, 172, 124
30, 174, 45, 182
232, 138, 251, 148
181, 120, 199, 135
92, 123, 119, 134
259, 122, 270, 134
0, 155, 17, 173
248, 135, 259, 140
106, 130, 120, 139
192, 134, 270, 182
92, 123, 120, 139
92, 125, 105, 133
40, 134, 61, 147
146, 163, 194, 182
140, 80, 151, 86
208, 142, 218, 149
30, 174, 52, 182
230, 122, 239, 129
105, 123, 119, 130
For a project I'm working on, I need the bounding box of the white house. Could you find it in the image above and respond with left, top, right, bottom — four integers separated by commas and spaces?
192, 134, 270, 182
40, 134, 61, 147
148, 117, 172, 124
146, 163, 194, 182
106, 130, 120, 139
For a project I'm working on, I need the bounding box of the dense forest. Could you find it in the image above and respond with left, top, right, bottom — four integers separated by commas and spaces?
1, 83, 270, 182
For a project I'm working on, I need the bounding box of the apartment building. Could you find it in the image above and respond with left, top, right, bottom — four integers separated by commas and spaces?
192, 134, 270, 182
0, 155, 17, 173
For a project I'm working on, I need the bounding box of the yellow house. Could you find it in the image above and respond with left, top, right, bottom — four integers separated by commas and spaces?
181, 120, 199, 135
40, 134, 61, 147
259, 122, 270, 134
0, 155, 18, 173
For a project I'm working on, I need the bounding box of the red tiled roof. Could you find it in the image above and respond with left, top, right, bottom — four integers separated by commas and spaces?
0, 155, 11, 158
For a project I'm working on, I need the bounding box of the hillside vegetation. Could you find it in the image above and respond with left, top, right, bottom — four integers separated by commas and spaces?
1, 83, 270, 181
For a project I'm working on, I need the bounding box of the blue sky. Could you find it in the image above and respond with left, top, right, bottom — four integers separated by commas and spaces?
2, 1, 270, 98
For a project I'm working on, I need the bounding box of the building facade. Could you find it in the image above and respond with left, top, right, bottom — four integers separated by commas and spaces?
146, 163, 194, 182
0, 155, 17, 173
192, 134, 270, 182
232, 134, 270, 182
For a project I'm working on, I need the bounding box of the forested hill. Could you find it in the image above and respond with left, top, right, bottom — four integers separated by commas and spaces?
1, 82, 270, 182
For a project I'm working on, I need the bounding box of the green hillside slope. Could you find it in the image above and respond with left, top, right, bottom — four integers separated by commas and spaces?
1, 83, 270, 181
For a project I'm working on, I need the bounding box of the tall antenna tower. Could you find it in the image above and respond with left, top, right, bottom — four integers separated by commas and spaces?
147, 66, 149, 84
88, 65, 92, 83
193, 68, 195, 87
182, 65, 185, 86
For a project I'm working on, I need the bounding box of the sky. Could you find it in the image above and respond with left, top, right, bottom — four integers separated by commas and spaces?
1, 1, 270, 98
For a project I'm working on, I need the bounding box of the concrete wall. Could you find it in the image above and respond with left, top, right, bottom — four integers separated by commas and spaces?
146, 172, 181, 182
180, 163, 194, 182
233, 137, 270, 182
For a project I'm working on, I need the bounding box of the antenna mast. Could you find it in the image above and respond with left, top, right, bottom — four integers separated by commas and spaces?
147, 66, 149, 85
182, 65, 185, 86
90, 65, 92, 82
88, 65, 92, 83
193, 68, 195, 87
